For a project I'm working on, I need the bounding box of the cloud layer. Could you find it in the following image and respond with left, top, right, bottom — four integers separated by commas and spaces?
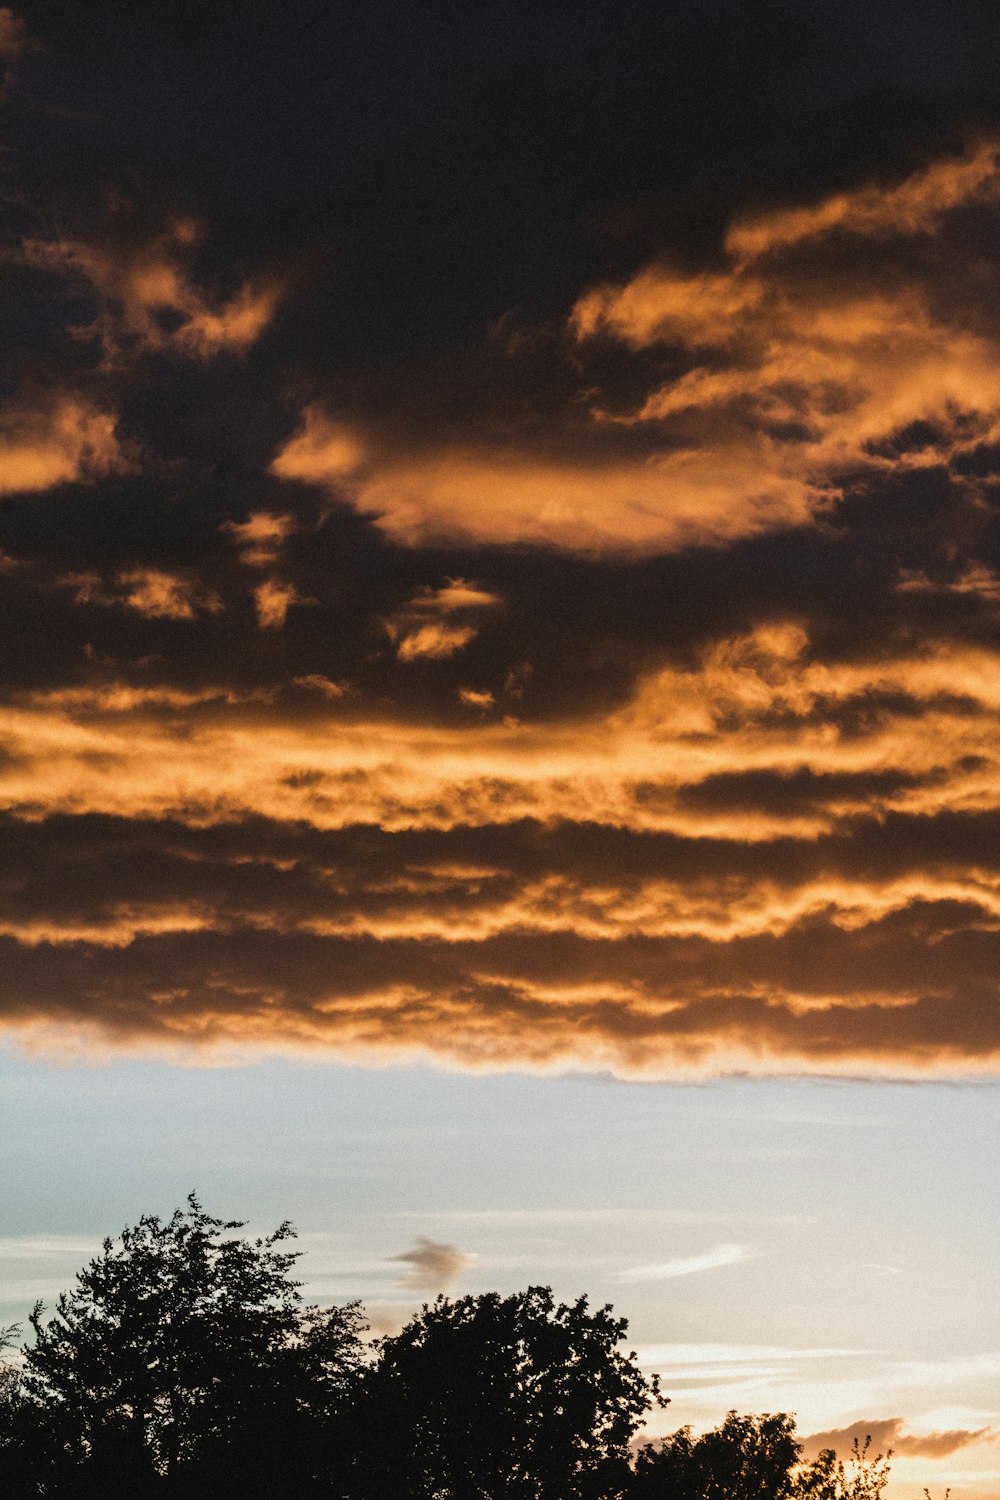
3, 10, 1000, 1080
272, 143, 1000, 553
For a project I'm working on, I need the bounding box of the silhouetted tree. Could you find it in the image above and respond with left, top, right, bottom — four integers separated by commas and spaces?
22, 1194, 366, 1499
794, 1438, 893, 1500
349, 1284, 664, 1499
3, 1195, 897, 1500
632, 1415, 894, 1500
632, 1412, 802, 1500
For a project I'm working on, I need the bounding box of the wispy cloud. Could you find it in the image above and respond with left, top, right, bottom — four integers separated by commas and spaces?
21, 221, 281, 364
388, 1236, 475, 1293
618, 1243, 753, 1282
801, 1417, 999, 1460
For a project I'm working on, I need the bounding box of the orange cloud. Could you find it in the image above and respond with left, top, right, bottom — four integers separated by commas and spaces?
22, 222, 280, 363
801, 1418, 998, 1461
65, 568, 222, 620
725, 139, 1000, 261
293, 674, 346, 699
383, 578, 502, 661
268, 406, 365, 486
2, 604, 1000, 1076
253, 579, 308, 629
223, 512, 296, 568
0, 398, 124, 496
3, 624, 1000, 837
394, 622, 475, 660
270, 141, 1000, 553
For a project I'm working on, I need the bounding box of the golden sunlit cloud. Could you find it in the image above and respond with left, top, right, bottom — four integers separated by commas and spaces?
269, 405, 366, 485
0, 398, 124, 496
270, 140, 1000, 553
393, 622, 475, 660
800, 1418, 998, 1461
223, 512, 296, 568
383, 578, 503, 660
5, 127, 1000, 1084
724, 139, 1000, 261
21, 222, 281, 363
253, 579, 307, 629
2, 609, 1000, 1077
64, 568, 222, 620
292, 673, 346, 699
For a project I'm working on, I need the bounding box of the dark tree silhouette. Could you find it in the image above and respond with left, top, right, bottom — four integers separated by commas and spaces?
349, 1284, 664, 1500
0, 1196, 897, 1500
20, 1194, 366, 1499
632, 1415, 894, 1500
633, 1412, 802, 1500
794, 1438, 894, 1500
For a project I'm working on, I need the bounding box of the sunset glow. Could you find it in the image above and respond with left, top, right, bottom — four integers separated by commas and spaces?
1, 5, 998, 1497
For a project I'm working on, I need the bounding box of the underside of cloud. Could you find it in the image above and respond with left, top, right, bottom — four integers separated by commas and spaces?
269, 141, 1000, 554
800, 1417, 998, 1461
3, 130, 1000, 1080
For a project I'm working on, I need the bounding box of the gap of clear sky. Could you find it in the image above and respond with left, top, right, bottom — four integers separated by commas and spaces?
1, 3, 999, 1496
2, 1057, 997, 1497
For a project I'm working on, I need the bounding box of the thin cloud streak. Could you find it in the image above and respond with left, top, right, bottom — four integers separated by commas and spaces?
618, 1243, 753, 1282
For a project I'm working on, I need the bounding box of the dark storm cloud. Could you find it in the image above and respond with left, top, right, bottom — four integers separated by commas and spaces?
4, 3, 1000, 1073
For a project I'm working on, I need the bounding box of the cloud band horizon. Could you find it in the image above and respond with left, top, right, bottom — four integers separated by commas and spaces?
4, 133, 1000, 1078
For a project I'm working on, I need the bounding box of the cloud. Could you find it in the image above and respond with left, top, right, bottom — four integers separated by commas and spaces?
0, 7, 26, 58
253, 579, 307, 630
800, 1417, 998, 1461
5, 87, 1000, 1087
2, 587, 1000, 1075
394, 622, 475, 660
564, 148, 1000, 552
270, 139, 1000, 554
64, 568, 221, 621
268, 406, 365, 486
383, 578, 502, 661
293, 674, 346, 699
0, 6, 29, 94
618, 1244, 752, 1282
724, 140, 1000, 261
223, 513, 296, 568
0, 399, 124, 496
21, 221, 280, 363
388, 1237, 475, 1293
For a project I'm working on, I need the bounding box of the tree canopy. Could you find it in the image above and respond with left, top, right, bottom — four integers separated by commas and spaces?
15, 1194, 366, 1498
353, 1284, 663, 1499
0, 1196, 894, 1500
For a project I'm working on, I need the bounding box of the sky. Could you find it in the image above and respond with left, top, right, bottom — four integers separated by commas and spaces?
0, 0, 999, 1493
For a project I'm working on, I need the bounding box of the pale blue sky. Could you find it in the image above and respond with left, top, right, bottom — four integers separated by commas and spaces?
2, 1049, 996, 1495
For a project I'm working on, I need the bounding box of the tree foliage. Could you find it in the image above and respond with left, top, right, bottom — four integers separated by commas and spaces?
0, 1196, 897, 1500
353, 1285, 664, 1499
19, 1194, 366, 1497
795, 1438, 894, 1500
633, 1412, 803, 1500
634, 1418, 894, 1500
